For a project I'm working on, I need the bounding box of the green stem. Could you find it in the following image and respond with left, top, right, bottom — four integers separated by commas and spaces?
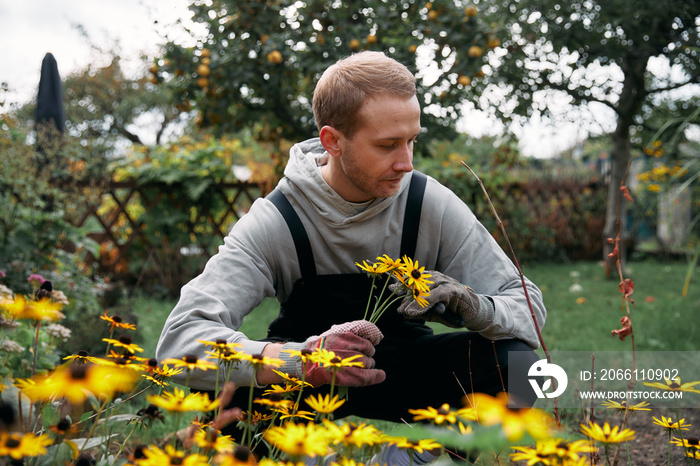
363, 275, 377, 321
110, 420, 139, 465
243, 370, 257, 446
78, 398, 110, 457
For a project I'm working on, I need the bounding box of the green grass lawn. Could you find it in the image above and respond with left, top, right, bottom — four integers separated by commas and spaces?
132, 258, 699, 358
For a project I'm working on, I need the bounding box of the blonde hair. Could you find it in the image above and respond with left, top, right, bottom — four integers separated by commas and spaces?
312, 51, 416, 138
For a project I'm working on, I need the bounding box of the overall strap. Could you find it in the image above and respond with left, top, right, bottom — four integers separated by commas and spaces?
266, 171, 428, 280
266, 189, 317, 279
400, 171, 427, 259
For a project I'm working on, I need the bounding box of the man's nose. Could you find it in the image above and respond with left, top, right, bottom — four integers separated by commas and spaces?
394, 143, 414, 172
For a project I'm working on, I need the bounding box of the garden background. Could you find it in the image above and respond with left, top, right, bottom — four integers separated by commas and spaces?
1, 1, 699, 465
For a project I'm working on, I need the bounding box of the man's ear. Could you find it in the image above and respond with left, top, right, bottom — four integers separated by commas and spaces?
319, 126, 342, 157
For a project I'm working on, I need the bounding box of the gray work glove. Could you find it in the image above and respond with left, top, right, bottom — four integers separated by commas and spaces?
278, 320, 386, 387
394, 271, 494, 329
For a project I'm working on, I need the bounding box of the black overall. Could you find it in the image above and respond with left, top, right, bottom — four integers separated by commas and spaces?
219, 171, 538, 432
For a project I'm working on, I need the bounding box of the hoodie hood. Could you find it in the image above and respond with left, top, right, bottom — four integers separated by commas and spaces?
278, 137, 412, 226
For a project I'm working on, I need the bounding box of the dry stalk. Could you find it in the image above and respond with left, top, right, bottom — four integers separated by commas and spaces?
461, 161, 559, 425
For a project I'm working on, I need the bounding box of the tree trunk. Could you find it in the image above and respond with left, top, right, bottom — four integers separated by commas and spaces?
602, 120, 631, 278
602, 55, 649, 279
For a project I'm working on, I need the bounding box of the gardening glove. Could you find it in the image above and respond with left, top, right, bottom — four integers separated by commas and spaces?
393, 271, 494, 329
278, 320, 386, 387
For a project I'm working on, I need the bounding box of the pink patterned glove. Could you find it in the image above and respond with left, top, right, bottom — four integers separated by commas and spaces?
280, 320, 386, 387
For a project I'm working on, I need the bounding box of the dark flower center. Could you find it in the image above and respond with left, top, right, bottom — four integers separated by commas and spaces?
118, 335, 132, 345
183, 354, 198, 364
216, 339, 227, 345
411, 269, 422, 279
437, 407, 449, 415
669, 382, 681, 389
56, 417, 71, 432
6, 437, 21, 448
269, 393, 284, 402
331, 357, 342, 364
234, 445, 252, 462
148, 358, 158, 367
133, 445, 147, 459
687, 437, 700, 446
170, 458, 183, 465
78, 350, 89, 357
113, 315, 122, 323
70, 364, 89, 380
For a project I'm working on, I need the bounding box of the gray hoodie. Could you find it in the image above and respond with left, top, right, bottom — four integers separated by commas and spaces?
155, 138, 546, 390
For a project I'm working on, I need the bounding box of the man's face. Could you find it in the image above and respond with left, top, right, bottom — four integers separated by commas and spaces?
333, 94, 421, 202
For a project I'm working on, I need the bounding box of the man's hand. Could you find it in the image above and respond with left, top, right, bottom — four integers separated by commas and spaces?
279, 320, 386, 387
396, 271, 493, 329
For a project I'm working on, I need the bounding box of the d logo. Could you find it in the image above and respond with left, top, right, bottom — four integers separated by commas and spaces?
528, 359, 568, 399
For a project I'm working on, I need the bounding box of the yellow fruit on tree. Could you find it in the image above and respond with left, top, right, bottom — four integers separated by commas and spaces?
458, 75, 471, 86
349, 39, 360, 49
196, 77, 209, 88
261, 34, 270, 45
149, 75, 158, 85
464, 6, 477, 17
149, 64, 158, 74
426, 2, 432, 9
468, 45, 483, 57
409, 44, 418, 53
201, 57, 211, 65
428, 9, 439, 20
201, 48, 211, 57
367, 34, 377, 44
487, 37, 500, 48
267, 50, 283, 64
197, 64, 211, 76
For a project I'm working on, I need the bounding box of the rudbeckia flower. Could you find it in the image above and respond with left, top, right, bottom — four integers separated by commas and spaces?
600, 399, 651, 413
305, 393, 346, 414
15, 363, 139, 403
400, 256, 433, 293
264, 421, 332, 457
409, 403, 458, 425
580, 421, 636, 444
652, 415, 691, 431
137, 444, 210, 466
147, 387, 220, 413
161, 354, 219, 372
644, 377, 700, 393
0, 431, 53, 460
100, 310, 136, 332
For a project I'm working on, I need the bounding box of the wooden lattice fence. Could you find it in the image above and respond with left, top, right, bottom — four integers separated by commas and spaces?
75, 180, 266, 293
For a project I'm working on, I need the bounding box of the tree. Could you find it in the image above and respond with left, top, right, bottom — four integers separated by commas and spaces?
474, 0, 700, 274
63, 57, 186, 153
156, 0, 499, 156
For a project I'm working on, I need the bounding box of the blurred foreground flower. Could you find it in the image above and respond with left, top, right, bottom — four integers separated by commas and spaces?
0, 295, 65, 322
147, 387, 220, 413
467, 392, 556, 441
0, 431, 53, 460
15, 363, 139, 403
510, 437, 596, 465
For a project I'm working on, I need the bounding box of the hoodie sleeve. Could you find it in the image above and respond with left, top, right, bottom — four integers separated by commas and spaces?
155, 197, 294, 390
419, 178, 547, 349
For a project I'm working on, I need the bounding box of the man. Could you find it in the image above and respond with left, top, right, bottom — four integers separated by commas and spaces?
156, 51, 546, 464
